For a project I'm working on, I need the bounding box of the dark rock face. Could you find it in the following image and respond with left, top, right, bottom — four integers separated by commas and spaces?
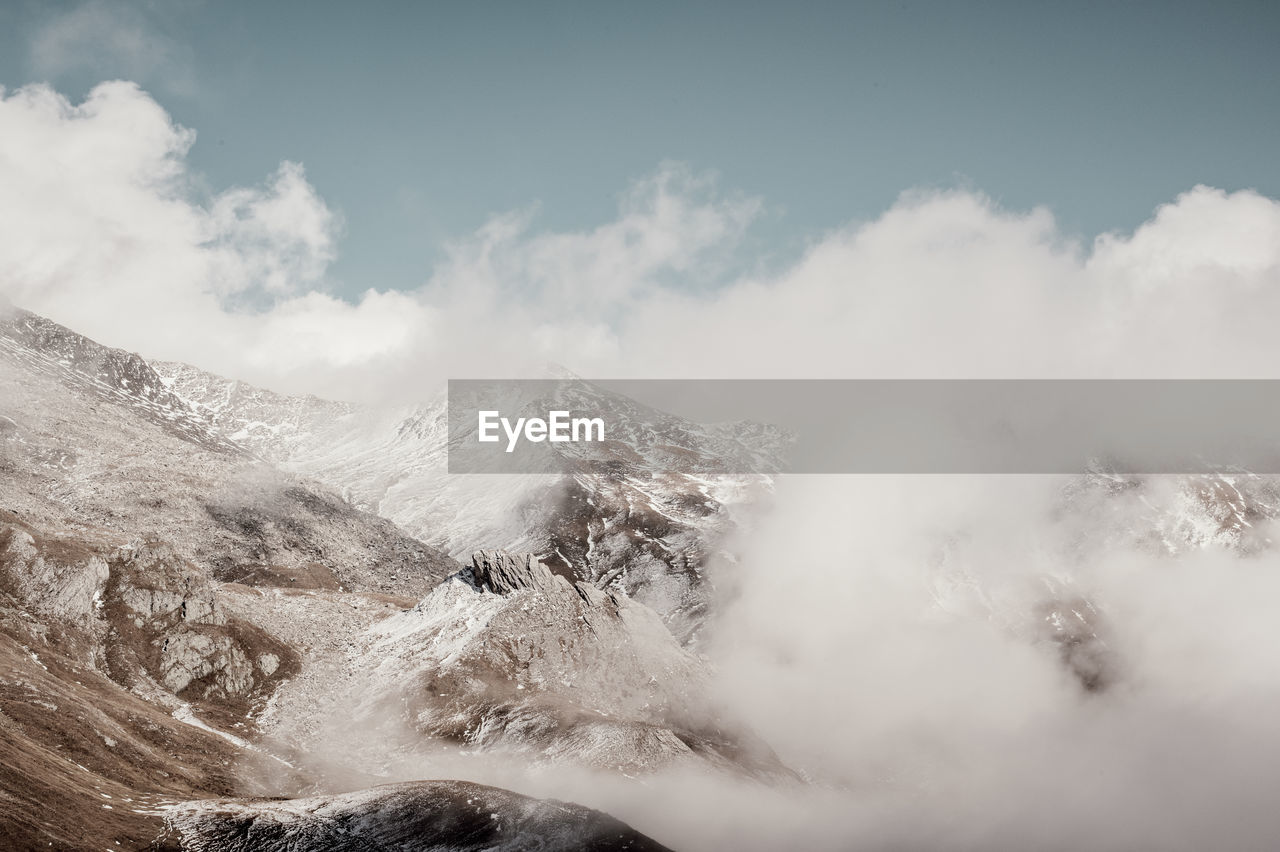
158, 780, 674, 852
1036, 596, 1114, 693
470, 549, 560, 595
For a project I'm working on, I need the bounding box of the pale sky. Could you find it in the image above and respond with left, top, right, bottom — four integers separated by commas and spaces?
2, 1, 1276, 298
1, 1, 1279, 400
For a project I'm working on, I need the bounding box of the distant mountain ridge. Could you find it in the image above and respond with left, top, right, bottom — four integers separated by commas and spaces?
0, 307, 243, 454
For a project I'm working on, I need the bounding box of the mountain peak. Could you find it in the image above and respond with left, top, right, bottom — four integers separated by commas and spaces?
470, 549, 561, 595
0, 304, 242, 454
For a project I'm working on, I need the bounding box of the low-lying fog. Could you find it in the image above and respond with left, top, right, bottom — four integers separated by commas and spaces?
264, 474, 1280, 852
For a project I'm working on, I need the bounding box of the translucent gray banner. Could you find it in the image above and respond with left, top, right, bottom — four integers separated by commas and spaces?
447, 379, 1280, 474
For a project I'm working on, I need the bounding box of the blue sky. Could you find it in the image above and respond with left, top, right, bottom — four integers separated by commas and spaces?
2, 1, 1277, 300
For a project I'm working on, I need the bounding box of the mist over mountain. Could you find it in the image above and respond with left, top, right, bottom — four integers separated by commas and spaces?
3, 12, 1280, 845
0, 308, 697, 849
8, 303, 1280, 850
151, 359, 778, 644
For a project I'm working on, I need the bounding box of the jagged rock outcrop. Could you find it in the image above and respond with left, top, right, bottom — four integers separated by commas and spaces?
102, 538, 295, 706
0, 610, 265, 852
151, 360, 783, 645
0, 521, 288, 706
263, 550, 789, 779
113, 539, 223, 628
470, 548, 562, 594
0, 519, 108, 629
157, 780, 674, 852
157, 631, 254, 696
0, 514, 309, 851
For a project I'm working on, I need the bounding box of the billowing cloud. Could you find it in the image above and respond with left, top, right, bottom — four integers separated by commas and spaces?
28, 1, 194, 96
678, 474, 1280, 850
0, 81, 399, 392
413, 180, 1280, 383
207, 161, 340, 300
2, 81, 1280, 403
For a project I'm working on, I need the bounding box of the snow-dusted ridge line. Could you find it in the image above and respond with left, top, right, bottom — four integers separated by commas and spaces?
147, 359, 781, 644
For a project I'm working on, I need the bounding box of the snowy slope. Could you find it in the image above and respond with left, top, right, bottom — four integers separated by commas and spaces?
152, 362, 782, 643
253, 551, 790, 781
2, 306, 688, 850
160, 780, 673, 852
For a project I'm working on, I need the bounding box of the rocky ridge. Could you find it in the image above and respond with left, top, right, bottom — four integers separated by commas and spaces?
259, 550, 789, 780
0, 307, 458, 599
0, 307, 718, 850
153, 360, 781, 643
158, 780, 673, 852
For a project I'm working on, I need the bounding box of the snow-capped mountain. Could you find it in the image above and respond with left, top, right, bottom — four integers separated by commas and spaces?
0, 307, 689, 849
257, 550, 790, 781
152, 361, 783, 643
0, 306, 458, 599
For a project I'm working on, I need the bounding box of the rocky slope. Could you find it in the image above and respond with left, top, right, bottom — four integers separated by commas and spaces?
257, 550, 789, 782
3, 308, 684, 849
152, 361, 781, 643
15, 302, 1280, 849
0, 515, 299, 727
0, 510, 301, 849
1, 307, 458, 598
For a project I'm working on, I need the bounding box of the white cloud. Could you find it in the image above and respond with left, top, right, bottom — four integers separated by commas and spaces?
29, 1, 194, 96
207, 161, 341, 299
0, 81, 208, 323
2, 81, 1280, 402
0, 81, 385, 391
690, 474, 1280, 850
409, 181, 1280, 383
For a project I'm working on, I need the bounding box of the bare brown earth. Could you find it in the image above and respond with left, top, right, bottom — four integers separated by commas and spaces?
0, 508, 313, 849
0, 595, 282, 849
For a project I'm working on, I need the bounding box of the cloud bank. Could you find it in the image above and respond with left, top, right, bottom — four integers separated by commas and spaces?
3, 83, 1280, 400
681, 474, 1280, 850
28, 1, 195, 96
